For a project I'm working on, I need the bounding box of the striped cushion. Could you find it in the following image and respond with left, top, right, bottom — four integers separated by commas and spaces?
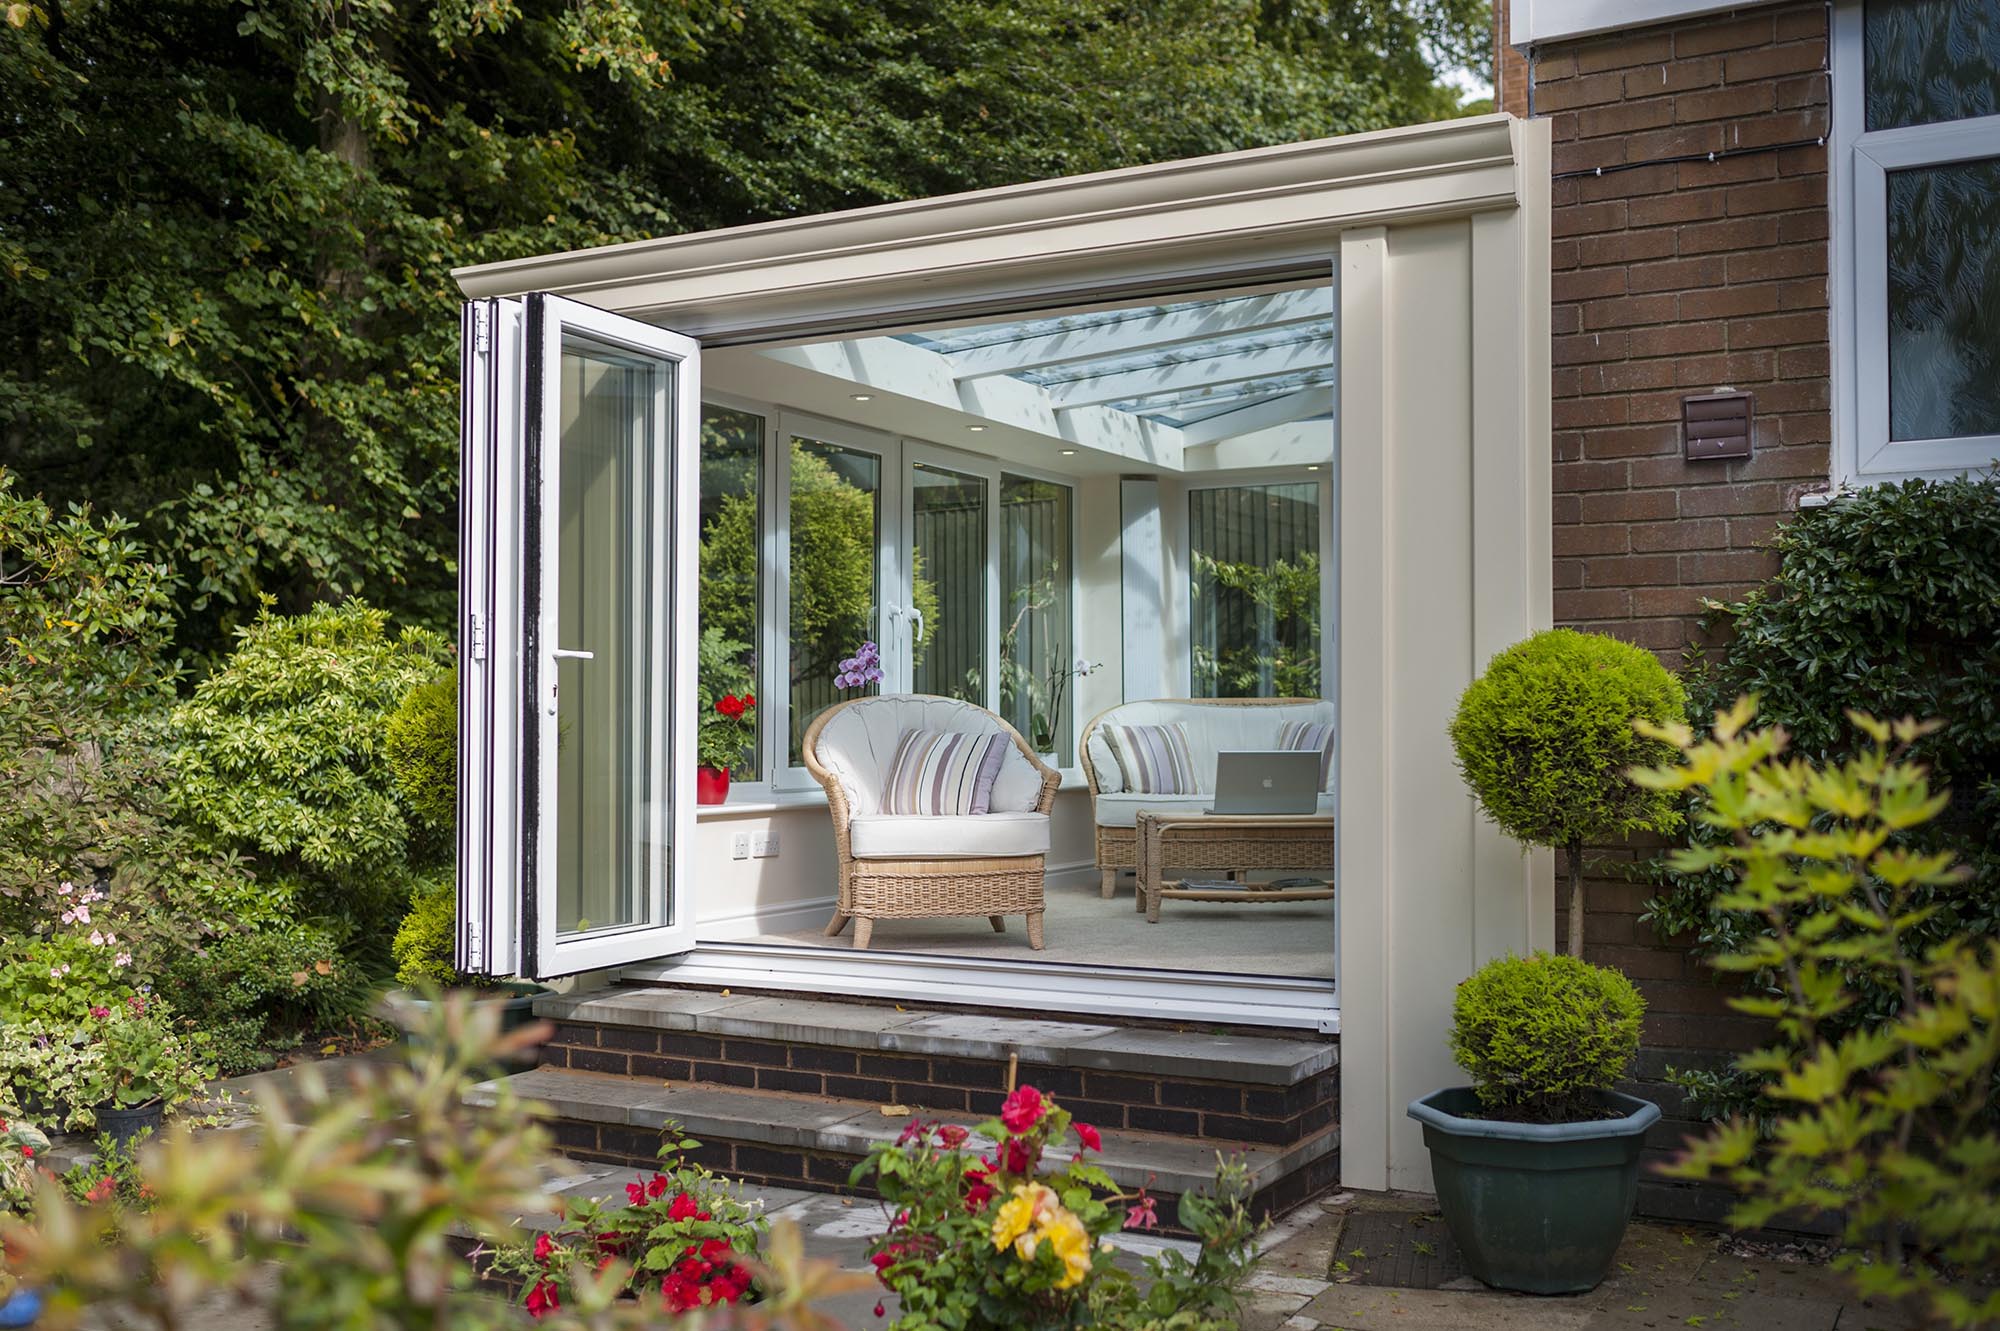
880, 729, 1009, 816
1104, 722, 1197, 795
1278, 719, 1336, 792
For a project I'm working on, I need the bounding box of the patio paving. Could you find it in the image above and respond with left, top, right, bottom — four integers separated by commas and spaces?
1239, 1190, 1926, 1331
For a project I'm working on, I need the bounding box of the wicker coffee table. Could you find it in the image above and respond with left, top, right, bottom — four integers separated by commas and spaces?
1133, 810, 1336, 923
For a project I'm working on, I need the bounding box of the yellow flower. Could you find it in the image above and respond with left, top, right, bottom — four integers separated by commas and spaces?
1039, 1210, 1094, 1289
990, 1183, 1053, 1250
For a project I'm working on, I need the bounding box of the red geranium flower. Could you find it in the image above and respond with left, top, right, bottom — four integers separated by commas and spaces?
1074, 1121, 1101, 1152
716, 694, 746, 718
533, 1232, 554, 1263
646, 1174, 672, 1200
999, 1085, 1045, 1134
667, 1191, 700, 1221
525, 1280, 560, 1319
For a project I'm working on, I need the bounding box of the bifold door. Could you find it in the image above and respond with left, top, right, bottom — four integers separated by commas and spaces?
458, 293, 700, 979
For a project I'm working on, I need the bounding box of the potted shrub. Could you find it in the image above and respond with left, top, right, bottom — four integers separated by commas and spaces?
387, 878, 541, 1034
1448, 628, 1686, 956
1409, 953, 1656, 1293
74, 998, 213, 1147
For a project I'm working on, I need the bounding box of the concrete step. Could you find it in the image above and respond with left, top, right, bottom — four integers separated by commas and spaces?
470, 1065, 1340, 1220
534, 987, 1338, 1149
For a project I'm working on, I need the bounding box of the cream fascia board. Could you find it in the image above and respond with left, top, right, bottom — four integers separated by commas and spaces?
452, 116, 1525, 340
1509, 0, 1782, 45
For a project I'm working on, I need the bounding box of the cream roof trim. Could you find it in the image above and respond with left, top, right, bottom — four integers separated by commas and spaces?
452, 114, 1528, 341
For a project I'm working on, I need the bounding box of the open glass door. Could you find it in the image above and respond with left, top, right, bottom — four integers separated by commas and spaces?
458, 292, 700, 979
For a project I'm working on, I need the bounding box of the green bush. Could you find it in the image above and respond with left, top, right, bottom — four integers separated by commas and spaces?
1449, 953, 1645, 1122
386, 667, 457, 836
1450, 629, 1686, 954
1639, 701, 1998, 1328
1649, 477, 2000, 1060
391, 876, 459, 990
155, 920, 373, 1075
167, 599, 448, 962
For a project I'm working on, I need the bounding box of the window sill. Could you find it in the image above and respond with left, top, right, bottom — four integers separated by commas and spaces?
694, 771, 1090, 819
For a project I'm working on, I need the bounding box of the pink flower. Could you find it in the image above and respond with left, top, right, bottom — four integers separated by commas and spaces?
999, 1085, 1045, 1134
1074, 1122, 1101, 1152
57, 882, 73, 896
937, 1123, 969, 1149
1123, 1193, 1159, 1231
90, 1006, 110, 1019
59, 911, 75, 925
114, 953, 131, 968
89, 930, 105, 947
74, 905, 90, 924
533, 1232, 554, 1263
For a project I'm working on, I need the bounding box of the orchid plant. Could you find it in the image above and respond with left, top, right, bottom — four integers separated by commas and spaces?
852, 1084, 1259, 1331
833, 640, 884, 691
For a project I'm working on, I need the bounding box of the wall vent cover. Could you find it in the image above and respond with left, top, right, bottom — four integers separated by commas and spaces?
1683, 389, 1753, 462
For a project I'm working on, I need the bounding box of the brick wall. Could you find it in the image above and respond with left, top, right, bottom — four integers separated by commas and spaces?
1494, 0, 1530, 117
1520, 1, 1837, 1222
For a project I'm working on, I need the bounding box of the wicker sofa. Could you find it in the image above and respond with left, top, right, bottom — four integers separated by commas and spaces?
803, 694, 1060, 950
1079, 697, 1336, 898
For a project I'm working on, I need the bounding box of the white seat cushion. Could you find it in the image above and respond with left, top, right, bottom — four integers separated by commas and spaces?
1092, 792, 1337, 828
848, 811, 1051, 859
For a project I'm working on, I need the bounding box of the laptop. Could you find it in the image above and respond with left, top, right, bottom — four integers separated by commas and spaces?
1208, 750, 1322, 816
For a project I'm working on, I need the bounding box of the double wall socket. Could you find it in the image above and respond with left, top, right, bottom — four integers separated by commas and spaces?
729, 832, 779, 860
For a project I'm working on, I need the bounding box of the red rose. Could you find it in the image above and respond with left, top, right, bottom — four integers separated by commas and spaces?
667, 1191, 700, 1221
999, 1085, 1045, 1134
1074, 1121, 1101, 1152
525, 1280, 560, 1319
1002, 1136, 1035, 1174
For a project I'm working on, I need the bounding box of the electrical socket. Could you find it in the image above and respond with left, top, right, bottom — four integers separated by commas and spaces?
730, 833, 751, 860
751, 831, 779, 858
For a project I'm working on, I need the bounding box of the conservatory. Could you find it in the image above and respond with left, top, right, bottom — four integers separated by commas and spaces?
451, 112, 1555, 1192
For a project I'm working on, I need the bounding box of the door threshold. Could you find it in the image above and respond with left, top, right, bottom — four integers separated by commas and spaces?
619, 941, 1340, 1034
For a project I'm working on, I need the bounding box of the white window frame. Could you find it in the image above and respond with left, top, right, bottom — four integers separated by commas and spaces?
1183, 468, 1337, 703
695, 389, 779, 803
1831, 0, 2000, 485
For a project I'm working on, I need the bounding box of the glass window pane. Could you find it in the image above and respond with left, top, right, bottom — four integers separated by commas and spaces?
790, 438, 880, 766
910, 464, 986, 705
1887, 157, 2000, 441
1190, 483, 1321, 699
698, 405, 763, 780
555, 335, 668, 936
999, 475, 1075, 762
1865, 0, 2000, 130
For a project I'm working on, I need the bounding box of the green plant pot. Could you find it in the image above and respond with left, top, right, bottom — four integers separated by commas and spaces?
1407, 1086, 1660, 1295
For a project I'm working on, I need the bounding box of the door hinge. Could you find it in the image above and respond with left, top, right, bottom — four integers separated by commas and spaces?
468, 611, 487, 662
472, 302, 491, 354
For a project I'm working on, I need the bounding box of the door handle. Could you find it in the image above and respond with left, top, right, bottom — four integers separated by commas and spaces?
552, 648, 595, 661
909, 606, 926, 643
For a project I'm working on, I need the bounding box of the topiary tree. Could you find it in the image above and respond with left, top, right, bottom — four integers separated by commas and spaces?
1450, 629, 1686, 956
1450, 953, 1645, 1122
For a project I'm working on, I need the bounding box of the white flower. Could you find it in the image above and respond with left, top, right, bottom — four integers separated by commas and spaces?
89, 930, 105, 947
60, 910, 76, 925
103, 933, 116, 945
57, 881, 74, 896
114, 952, 132, 968
48, 967, 61, 980
74, 904, 91, 924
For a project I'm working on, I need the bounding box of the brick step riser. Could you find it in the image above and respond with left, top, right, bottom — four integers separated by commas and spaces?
546, 1113, 1342, 1235
543, 1022, 1339, 1148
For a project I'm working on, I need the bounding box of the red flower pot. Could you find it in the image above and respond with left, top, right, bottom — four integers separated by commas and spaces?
695, 765, 730, 805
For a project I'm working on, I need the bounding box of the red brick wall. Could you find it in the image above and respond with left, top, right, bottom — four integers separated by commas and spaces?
1494, 0, 1530, 118
1518, 2, 1837, 1221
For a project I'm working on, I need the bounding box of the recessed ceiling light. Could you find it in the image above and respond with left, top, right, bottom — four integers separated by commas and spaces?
850, 393, 874, 402
968, 425, 986, 432
1060, 449, 1077, 456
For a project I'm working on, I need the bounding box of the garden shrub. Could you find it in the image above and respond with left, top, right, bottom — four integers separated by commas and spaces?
1637, 700, 1999, 1329
168, 598, 449, 965
155, 919, 371, 1074
1647, 476, 2000, 1113
386, 667, 457, 836
390, 873, 459, 990
1450, 628, 1686, 953
1449, 953, 1645, 1122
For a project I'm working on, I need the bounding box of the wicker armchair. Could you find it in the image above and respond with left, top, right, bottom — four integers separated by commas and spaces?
803, 694, 1061, 950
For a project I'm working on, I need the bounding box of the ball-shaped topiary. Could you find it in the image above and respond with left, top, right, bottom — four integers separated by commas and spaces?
386, 668, 457, 834
1449, 629, 1686, 955
391, 877, 460, 990
1450, 952, 1645, 1122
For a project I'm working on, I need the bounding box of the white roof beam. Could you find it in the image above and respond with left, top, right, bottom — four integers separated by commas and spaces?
1042, 336, 1335, 410
1175, 388, 1336, 445
1183, 418, 1335, 471
943, 289, 1334, 377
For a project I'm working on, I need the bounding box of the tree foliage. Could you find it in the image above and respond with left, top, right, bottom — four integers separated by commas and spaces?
2, 0, 1485, 649
1639, 701, 1999, 1330
1449, 953, 1645, 1123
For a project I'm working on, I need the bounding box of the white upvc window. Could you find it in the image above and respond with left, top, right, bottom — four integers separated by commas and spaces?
1830, 0, 2000, 485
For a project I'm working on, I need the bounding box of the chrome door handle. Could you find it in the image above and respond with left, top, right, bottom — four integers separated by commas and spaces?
552, 648, 595, 661
909, 606, 926, 643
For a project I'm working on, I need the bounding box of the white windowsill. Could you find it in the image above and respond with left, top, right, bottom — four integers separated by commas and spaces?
694, 769, 1089, 819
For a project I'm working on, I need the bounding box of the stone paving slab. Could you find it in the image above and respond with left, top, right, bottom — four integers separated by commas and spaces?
535, 987, 1336, 1083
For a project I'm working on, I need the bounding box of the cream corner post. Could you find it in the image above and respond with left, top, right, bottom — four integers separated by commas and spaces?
457, 292, 703, 981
